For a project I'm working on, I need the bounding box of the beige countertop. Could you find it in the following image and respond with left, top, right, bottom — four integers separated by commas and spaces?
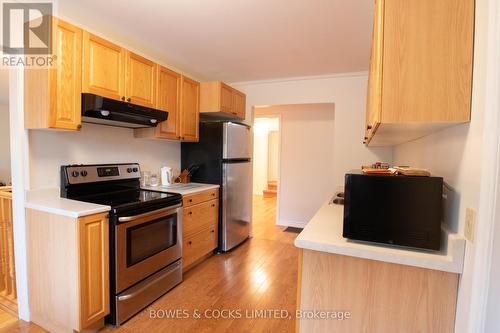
294, 199, 466, 273
142, 183, 220, 196
25, 188, 111, 218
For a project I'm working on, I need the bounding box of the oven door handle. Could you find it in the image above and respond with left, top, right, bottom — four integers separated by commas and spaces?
118, 203, 182, 222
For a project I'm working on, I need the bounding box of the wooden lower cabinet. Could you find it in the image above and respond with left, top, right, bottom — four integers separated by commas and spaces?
182, 189, 219, 271
297, 249, 459, 333
26, 210, 109, 333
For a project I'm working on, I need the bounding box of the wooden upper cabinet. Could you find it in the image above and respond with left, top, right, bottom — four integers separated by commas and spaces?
78, 213, 109, 329
365, 0, 474, 146
24, 18, 82, 130
125, 52, 157, 107
154, 66, 181, 139
200, 81, 246, 120
364, 0, 384, 143
82, 32, 125, 101
180, 76, 200, 142
232, 90, 246, 120
220, 83, 233, 114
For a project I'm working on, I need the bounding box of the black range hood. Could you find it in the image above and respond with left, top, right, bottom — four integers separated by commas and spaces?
81, 93, 168, 129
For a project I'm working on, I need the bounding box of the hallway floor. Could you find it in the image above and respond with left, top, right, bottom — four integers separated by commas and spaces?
1, 195, 301, 333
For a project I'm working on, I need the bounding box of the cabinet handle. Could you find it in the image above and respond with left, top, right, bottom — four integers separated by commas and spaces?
232, 112, 237, 115
367, 125, 372, 130
121, 96, 125, 101
127, 97, 131, 102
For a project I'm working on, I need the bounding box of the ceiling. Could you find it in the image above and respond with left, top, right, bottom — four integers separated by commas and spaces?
58, 0, 373, 82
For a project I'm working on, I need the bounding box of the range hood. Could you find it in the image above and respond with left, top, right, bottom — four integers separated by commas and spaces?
81, 93, 168, 129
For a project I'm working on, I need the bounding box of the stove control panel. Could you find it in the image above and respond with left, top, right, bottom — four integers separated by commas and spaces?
62, 163, 141, 185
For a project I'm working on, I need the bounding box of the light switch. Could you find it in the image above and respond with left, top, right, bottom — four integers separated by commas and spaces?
464, 208, 477, 242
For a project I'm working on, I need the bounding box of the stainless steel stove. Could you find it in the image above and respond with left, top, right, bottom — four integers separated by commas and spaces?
61, 163, 183, 326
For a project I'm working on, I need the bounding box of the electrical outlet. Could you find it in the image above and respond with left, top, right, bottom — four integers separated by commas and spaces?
464, 208, 477, 242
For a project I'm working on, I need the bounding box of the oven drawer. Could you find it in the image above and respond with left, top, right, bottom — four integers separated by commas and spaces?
183, 223, 218, 268
183, 199, 218, 236
183, 188, 219, 207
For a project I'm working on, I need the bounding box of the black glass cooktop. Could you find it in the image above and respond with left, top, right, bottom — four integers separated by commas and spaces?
72, 189, 182, 213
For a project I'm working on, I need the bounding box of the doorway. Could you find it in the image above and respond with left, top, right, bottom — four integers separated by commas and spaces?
0, 69, 17, 325
252, 116, 282, 240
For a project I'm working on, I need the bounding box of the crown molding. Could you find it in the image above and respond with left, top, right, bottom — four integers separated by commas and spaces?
230, 71, 369, 86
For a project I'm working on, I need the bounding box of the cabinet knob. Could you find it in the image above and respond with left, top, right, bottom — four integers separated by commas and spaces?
188, 211, 192, 215
189, 199, 193, 203
76, 124, 82, 129
367, 125, 372, 130
364, 136, 368, 140
211, 230, 215, 233
211, 204, 215, 207
127, 97, 131, 102
211, 193, 215, 196
188, 241, 192, 245
121, 96, 125, 101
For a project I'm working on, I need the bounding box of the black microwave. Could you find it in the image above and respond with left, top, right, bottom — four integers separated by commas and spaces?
342, 171, 443, 251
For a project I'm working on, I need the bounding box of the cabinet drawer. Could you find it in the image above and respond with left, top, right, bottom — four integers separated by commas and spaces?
183, 199, 218, 236
183, 223, 218, 268
183, 188, 219, 207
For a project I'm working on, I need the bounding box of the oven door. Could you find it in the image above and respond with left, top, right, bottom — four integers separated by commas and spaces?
115, 204, 182, 293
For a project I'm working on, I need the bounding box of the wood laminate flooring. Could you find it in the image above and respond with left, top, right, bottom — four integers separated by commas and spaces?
1, 195, 301, 333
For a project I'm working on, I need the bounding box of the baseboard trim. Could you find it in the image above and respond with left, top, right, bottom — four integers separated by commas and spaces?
278, 219, 306, 228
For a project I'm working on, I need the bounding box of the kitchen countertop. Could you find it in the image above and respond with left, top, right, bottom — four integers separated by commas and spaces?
25, 188, 111, 218
142, 183, 220, 196
294, 200, 466, 273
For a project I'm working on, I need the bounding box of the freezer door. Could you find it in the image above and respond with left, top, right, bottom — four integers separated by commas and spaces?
221, 161, 251, 251
223, 122, 251, 159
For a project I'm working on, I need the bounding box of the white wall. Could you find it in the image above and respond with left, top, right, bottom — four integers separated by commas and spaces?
255, 104, 335, 227
29, 124, 180, 189
233, 73, 393, 189
0, 104, 11, 184
392, 0, 492, 331
267, 131, 279, 181
253, 117, 279, 195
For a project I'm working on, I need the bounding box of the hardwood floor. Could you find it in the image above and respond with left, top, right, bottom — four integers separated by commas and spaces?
2, 195, 301, 333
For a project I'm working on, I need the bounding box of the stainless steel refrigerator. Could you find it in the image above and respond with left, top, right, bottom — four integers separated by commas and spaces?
181, 122, 252, 251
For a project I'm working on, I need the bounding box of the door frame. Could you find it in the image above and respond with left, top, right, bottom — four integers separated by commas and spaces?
467, 0, 500, 330
251, 108, 282, 226
9, 67, 30, 320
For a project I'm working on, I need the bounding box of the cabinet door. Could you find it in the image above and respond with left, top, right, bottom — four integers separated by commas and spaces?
365, 0, 384, 141
220, 83, 233, 115
232, 90, 246, 120
126, 52, 157, 107
82, 32, 125, 101
180, 76, 200, 142
78, 213, 109, 329
49, 19, 82, 130
155, 66, 181, 139
183, 223, 217, 269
